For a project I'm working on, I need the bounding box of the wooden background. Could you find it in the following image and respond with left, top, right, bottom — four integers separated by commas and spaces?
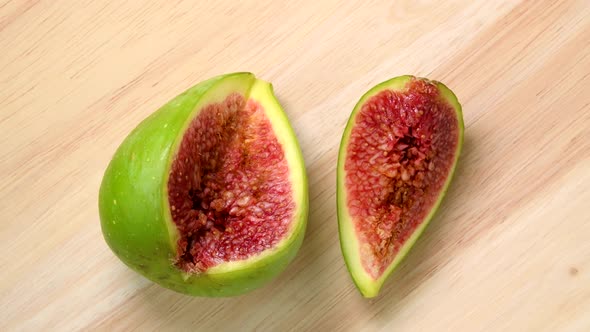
1, 0, 589, 331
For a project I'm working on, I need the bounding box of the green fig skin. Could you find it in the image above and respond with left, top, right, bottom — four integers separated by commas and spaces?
99, 73, 308, 297
337, 76, 464, 298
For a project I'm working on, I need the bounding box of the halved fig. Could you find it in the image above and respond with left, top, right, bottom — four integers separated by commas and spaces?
337, 76, 464, 297
99, 73, 308, 297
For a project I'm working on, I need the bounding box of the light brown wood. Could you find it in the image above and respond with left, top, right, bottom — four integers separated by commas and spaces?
1, 0, 589, 330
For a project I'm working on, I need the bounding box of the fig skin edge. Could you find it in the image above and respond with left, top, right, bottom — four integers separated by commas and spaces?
99, 72, 308, 297
337, 76, 464, 298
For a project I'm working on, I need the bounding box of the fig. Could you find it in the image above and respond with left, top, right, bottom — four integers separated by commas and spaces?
337, 76, 463, 297
99, 72, 308, 297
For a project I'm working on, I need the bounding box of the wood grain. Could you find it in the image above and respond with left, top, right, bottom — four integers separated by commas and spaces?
1, 0, 589, 331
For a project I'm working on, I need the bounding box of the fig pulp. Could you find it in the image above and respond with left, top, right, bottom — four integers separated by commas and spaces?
99, 73, 308, 296
337, 76, 463, 297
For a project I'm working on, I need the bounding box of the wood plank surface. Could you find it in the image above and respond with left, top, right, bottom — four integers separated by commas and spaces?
1, 0, 589, 331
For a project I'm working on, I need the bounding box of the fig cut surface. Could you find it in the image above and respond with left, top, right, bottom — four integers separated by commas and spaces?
337, 76, 464, 298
